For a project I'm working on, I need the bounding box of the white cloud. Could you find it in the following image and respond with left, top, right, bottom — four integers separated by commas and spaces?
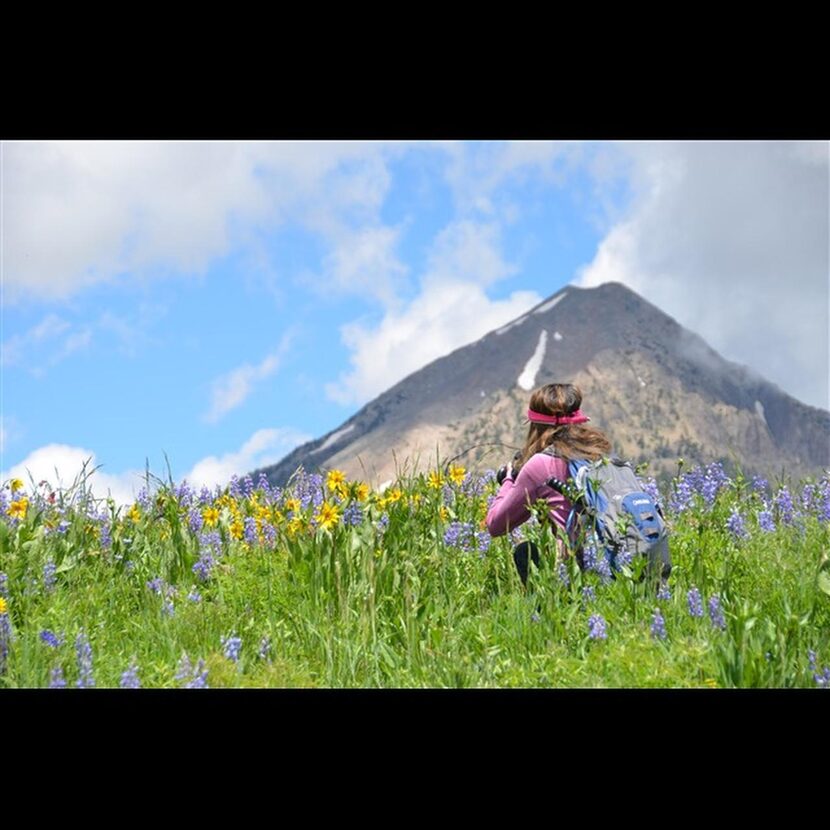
327, 280, 541, 405
576, 140, 830, 410
427, 221, 517, 286
2, 313, 93, 370
183, 427, 312, 490
2, 428, 312, 507
326, 215, 540, 405
204, 330, 295, 423
318, 224, 409, 307
3, 141, 402, 303
2, 444, 144, 508
442, 141, 581, 217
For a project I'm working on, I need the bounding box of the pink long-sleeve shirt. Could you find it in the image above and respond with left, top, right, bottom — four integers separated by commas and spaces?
486, 452, 574, 538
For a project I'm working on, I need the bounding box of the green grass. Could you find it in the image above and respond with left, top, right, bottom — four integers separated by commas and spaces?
1, 463, 828, 688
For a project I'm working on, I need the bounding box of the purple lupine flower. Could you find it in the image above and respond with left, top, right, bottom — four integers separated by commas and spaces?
198, 486, 213, 506
557, 563, 570, 587
443, 521, 476, 552
229, 475, 242, 498
147, 577, 164, 595
475, 531, 491, 556
582, 544, 597, 572
817, 478, 830, 523
175, 653, 194, 682
708, 596, 726, 630
594, 552, 614, 585
242, 475, 255, 498
257, 472, 271, 496
192, 550, 215, 582
0, 490, 8, 518
669, 475, 695, 514
188, 507, 204, 534
186, 659, 209, 688
774, 487, 796, 525
56, 519, 70, 535
176, 481, 194, 508
243, 517, 258, 545
0, 572, 9, 599
222, 634, 242, 663
815, 667, 830, 688
75, 632, 95, 688
642, 477, 661, 507
657, 582, 672, 602
752, 475, 769, 495
162, 599, 175, 617
261, 522, 277, 546
757, 508, 776, 533
726, 508, 749, 540
98, 517, 112, 551
259, 637, 271, 661
120, 662, 141, 689
175, 653, 209, 688
800, 483, 817, 513
342, 502, 364, 528
43, 561, 57, 593
687, 587, 704, 618
808, 650, 818, 671
40, 629, 61, 648
588, 614, 607, 640
376, 513, 389, 533
49, 666, 67, 688
187, 588, 201, 603
136, 487, 152, 510
582, 586, 596, 603
0, 606, 12, 674
651, 608, 667, 640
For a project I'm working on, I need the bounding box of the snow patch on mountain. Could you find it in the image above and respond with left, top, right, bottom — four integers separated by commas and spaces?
518, 330, 548, 391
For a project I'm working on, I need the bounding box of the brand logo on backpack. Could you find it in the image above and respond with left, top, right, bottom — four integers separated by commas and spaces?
543, 449, 671, 580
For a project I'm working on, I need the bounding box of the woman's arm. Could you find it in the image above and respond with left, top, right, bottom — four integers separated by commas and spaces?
485, 463, 539, 537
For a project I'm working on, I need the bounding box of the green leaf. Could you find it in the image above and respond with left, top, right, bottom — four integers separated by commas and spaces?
818, 569, 830, 596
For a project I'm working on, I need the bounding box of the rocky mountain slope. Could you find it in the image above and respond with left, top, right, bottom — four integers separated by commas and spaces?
254, 282, 830, 487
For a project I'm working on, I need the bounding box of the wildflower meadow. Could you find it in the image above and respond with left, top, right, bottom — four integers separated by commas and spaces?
1, 460, 829, 688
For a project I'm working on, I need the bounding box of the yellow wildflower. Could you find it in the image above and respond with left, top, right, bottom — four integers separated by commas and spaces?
428, 470, 444, 489
9, 498, 29, 519
286, 517, 305, 539
0, 597, 7, 614
229, 519, 244, 540
315, 501, 340, 531
410, 493, 422, 507
272, 508, 285, 525
203, 506, 220, 527
439, 506, 449, 522
128, 504, 141, 523
326, 469, 347, 491
284, 497, 301, 515
385, 488, 403, 505
10, 478, 24, 493
448, 464, 466, 486
355, 483, 370, 502
704, 678, 719, 689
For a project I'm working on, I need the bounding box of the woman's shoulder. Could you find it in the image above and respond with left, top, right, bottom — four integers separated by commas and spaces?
523, 450, 568, 475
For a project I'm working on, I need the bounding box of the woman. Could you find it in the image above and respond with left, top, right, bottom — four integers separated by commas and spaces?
485, 382, 612, 585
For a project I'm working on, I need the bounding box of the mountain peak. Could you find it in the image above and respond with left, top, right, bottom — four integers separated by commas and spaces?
254, 281, 830, 486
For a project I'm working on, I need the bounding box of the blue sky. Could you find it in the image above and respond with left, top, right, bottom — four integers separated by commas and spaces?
2, 140, 827, 504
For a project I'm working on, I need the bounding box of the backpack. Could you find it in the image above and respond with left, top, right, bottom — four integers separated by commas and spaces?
542, 448, 671, 581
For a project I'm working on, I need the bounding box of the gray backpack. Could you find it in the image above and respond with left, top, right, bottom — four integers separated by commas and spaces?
543, 450, 671, 580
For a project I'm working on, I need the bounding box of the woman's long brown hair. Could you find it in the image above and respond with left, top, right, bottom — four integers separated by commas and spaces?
514, 383, 612, 472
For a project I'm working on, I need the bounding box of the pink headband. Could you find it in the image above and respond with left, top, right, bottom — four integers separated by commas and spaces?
527, 408, 590, 425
